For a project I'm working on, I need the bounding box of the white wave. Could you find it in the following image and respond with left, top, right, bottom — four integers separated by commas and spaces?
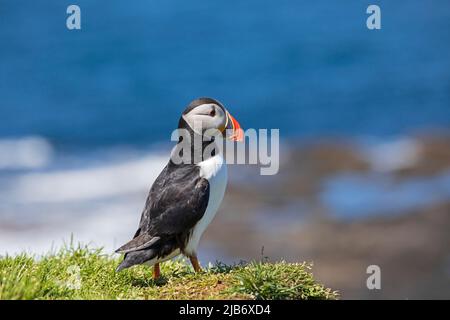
361, 138, 422, 172
0, 197, 221, 261
0, 197, 142, 255
0, 149, 167, 253
0, 136, 53, 170
2, 154, 168, 203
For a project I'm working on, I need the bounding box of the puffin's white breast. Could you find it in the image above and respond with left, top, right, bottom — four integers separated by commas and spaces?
184, 154, 228, 255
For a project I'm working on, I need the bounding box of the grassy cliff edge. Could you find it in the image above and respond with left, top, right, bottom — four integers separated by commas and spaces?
0, 245, 338, 300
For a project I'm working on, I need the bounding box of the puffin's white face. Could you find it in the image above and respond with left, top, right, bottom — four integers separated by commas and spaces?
180, 98, 243, 141
182, 103, 227, 138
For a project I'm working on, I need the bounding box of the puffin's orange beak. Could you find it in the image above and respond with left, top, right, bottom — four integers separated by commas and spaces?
224, 111, 244, 141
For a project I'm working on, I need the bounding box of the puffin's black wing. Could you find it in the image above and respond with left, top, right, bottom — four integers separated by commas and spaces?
116, 164, 209, 255
150, 186, 209, 237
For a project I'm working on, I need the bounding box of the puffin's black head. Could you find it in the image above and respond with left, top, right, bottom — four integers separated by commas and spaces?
178, 97, 243, 141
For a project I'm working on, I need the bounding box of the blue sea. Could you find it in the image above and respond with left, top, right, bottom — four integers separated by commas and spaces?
1, 1, 449, 147
0, 1, 449, 257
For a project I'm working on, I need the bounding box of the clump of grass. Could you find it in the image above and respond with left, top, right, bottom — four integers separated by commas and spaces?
233, 261, 338, 300
0, 244, 338, 300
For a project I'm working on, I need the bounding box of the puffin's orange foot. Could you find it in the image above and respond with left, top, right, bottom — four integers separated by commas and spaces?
153, 263, 160, 280
189, 255, 202, 272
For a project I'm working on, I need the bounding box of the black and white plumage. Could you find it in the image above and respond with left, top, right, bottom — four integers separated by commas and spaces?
115, 98, 243, 277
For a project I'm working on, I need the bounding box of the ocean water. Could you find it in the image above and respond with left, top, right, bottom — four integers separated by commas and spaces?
1, 1, 449, 146
0, 1, 449, 256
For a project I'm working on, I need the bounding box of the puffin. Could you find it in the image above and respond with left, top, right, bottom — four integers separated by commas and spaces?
115, 97, 243, 279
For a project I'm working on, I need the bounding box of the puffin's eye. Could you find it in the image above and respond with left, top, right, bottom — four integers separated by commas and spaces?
209, 108, 216, 117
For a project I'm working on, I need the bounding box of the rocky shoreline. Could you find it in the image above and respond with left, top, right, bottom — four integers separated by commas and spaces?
204, 133, 450, 298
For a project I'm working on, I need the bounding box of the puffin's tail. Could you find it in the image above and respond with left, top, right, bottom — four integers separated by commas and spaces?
115, 234, 162, 272
116, 260, 129, 272
116, 249, 157, 272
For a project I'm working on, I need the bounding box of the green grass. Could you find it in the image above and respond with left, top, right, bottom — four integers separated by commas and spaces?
0, 244, 338, 300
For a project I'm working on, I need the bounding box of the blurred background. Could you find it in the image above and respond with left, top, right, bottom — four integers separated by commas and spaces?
0, 1, 449, 298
